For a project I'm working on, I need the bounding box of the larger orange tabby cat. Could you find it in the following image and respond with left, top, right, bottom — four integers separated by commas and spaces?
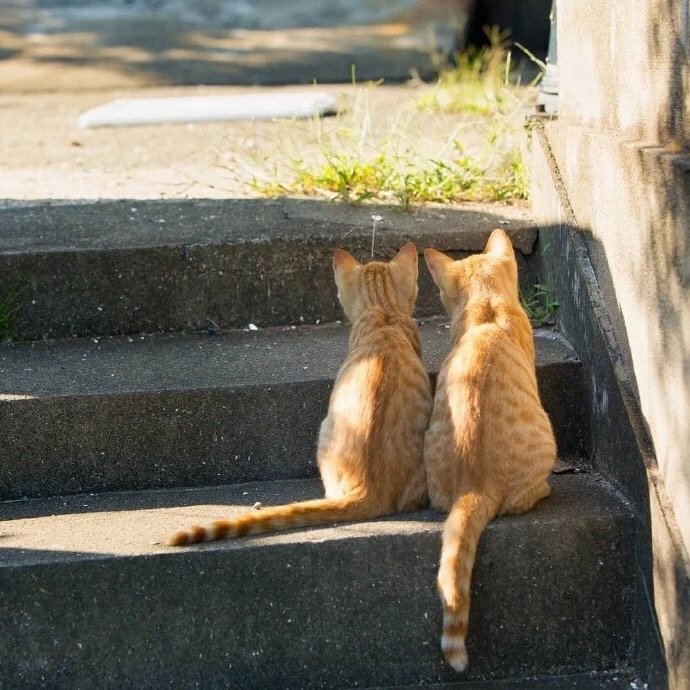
423, 229, 556, 672
167, 242, 432, 547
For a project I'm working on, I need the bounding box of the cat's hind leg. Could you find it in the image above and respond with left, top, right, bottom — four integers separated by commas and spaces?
397, 463, 429, 512
500, 480, 551, 516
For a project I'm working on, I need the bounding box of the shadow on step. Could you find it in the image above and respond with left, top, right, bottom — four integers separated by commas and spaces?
0, 545, 114, 566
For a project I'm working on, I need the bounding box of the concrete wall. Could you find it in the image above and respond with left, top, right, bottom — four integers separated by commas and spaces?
558, 0, 689, 145
533, 1, 690, 686
546, 127, 690, 551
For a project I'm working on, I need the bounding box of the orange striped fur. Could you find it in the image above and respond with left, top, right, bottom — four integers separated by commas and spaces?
167, 243, 432, 547
423, 229, 556, 672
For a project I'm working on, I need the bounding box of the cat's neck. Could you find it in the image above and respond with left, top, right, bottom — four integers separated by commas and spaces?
449, 293, 534, 359
350, 305, 421, 355
450, 294, 513, 342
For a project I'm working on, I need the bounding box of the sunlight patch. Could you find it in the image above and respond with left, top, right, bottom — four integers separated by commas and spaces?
0, 393, 35, 401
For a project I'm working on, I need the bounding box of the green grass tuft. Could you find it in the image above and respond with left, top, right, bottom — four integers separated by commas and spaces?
520, 283, 559, 327
418, 27, 517, 116
255, 146, 528, 208
249, 28, 541, 210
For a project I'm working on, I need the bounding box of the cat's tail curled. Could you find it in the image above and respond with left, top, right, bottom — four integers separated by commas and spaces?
437, 490, 499, 672
166, 493, 373, 546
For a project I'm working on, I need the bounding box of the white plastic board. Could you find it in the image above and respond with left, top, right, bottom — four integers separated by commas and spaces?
78, 91, 338, 128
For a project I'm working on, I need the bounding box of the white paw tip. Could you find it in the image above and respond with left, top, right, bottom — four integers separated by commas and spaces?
441, 637, 468, 673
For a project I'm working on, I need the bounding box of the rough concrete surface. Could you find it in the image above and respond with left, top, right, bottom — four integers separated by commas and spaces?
530, 126, 670, 690
556, 0, 689, 145
543, 121, 690, 571
547, 16, 690, 684
0, 322, 573, 397
535, 112, 690, 689
0, 324, 585, 499
0, 198, 535, 253
0, 198, 535, 339
0, 473, 637, 688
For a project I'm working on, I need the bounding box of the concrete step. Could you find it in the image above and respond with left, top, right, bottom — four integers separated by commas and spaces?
0, 323, 586, 500
0, 473, 636, 689
0, 199, 536, 340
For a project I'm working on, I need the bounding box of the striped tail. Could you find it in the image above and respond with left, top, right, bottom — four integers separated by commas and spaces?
166, 494, 372, 547
437, 490, 498, 672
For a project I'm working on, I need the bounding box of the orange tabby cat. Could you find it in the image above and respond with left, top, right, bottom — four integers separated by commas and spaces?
423, 229, 556, 672
167, 242, 432, 547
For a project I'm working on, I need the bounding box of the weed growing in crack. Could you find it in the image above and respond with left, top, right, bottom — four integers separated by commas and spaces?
520, 283, 559, 327
249, 32, 541, 209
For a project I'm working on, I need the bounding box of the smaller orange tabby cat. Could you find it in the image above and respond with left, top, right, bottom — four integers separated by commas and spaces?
423, 229, 556, 672
167, 243, 432, 547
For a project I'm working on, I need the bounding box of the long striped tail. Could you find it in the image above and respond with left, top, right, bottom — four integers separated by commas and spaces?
166, 494, 372, 547
437, 490, 499, 672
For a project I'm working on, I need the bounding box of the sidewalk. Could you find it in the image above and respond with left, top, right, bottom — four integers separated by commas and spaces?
0, 1, 529, 207
0, 79, 532, 204
0, 1, 492, 203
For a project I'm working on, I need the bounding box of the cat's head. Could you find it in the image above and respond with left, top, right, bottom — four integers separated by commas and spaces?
332, 243, 419, 321
424, 229, 519, 315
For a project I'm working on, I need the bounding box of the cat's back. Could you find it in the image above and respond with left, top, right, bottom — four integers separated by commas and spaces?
437, 320, 548, 451
475, 322, 555, 468
356, 318, 430, 406
330, 314, 429, 428
446, 318, 536, 393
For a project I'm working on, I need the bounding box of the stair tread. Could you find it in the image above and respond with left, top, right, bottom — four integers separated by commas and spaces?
0, 325, 587, 500
0, 198, 535, 254
0, 199, 537, 339
0, 472, 629, 568
0, 321, 576, 398
0, 472, 636, 686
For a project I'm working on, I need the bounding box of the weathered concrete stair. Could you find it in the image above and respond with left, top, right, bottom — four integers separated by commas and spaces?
0, 198, 643, 687
0, 323, 586, 500
0, 199, 536, 340
0, 474, 636, 689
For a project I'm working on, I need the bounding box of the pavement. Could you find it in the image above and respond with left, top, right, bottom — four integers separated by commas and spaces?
0, 0, 535, 205
0, 82, 518, 202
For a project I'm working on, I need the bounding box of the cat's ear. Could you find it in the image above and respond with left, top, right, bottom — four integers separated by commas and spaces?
484, 229, 514, 259
391, 242, 418, 279
392, 242, 418, 270
424, 248, 454, 289
485, 229, 519, 297
333, 248, 360, 275
391, 243, 419, 310
333, 249, 359, 311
